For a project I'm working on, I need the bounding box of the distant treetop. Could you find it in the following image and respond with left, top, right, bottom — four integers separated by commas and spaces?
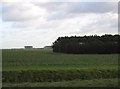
52, 34, 120, 54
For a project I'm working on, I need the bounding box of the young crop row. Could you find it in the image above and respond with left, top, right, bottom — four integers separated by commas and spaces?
2, 69, 119, 83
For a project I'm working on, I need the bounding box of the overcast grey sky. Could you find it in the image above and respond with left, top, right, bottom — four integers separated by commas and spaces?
0, 0, 119, 49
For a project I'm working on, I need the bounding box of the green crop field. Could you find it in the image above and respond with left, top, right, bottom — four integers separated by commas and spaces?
2, 49, 119, 87
2, 49, 118, 71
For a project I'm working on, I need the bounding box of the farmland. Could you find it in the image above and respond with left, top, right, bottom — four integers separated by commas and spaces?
2, 49, 119, 87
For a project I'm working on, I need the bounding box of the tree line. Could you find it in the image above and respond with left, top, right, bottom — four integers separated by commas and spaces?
52, 34, 120, 54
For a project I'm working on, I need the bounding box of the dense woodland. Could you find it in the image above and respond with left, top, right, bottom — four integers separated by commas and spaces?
52, 34, 120, 54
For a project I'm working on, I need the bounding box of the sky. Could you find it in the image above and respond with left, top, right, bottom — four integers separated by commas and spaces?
0, 0, 119, 49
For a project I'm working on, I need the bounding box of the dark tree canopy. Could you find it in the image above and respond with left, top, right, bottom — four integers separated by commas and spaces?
52, 34, 120, 54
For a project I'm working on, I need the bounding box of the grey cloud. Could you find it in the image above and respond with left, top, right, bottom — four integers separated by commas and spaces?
35, 2, 117, 20
2, 2, 41, 21
47, 11, 67, 20
33, 2, 65, 11
2, 2, 118, 22
66, 2, 117, 14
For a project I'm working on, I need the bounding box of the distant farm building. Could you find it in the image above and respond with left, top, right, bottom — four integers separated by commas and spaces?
24, 46, 33, 49
44, 46, 52, 50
